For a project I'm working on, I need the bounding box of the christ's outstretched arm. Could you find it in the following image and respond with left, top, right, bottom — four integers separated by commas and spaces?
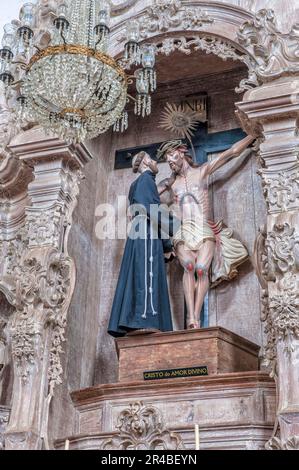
206, 135, 255, 175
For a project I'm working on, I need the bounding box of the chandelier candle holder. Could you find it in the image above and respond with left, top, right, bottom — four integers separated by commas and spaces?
94, 1, 111, 50
0, 0, 158, 143
124, 20, 141, 66
0, 24, 17, 85
133, 44, 157, 118
141, 44, 157, 93
135, 68, 151, 118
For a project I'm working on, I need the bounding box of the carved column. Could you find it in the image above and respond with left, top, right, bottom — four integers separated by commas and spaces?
0, 406, 10, 450
237, 77, 299, 449
2, 129, 92, 450
235, 8, 299, 450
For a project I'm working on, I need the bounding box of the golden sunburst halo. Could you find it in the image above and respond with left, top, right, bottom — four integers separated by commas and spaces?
159, 102, 203, 141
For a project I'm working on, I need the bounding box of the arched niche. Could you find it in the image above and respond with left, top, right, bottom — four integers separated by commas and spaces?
109, 1, 258, 90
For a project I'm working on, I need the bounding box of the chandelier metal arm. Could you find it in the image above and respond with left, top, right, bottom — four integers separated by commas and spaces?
127, 93, 137, 102
11, 61, 27, 69
59, 30, 68, 46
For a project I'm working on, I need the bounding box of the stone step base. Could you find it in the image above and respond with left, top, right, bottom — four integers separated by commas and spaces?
55, 371, 276, 450
56, 424, 274, 451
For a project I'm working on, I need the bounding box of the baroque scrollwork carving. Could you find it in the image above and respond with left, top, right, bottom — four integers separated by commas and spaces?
254, 223, 299, 392
1, 148, 85, 395
111, 1, 139, 17
269, 273, 299, 354
0, 408, 9, 451
0, 228, 28, 305
152, 36, 258, 94
10, 313, 40, 383
1, 131, 90, 448
266, 223, 299, 276
139, 0, 214, 37
237, 9, 299, 83
255, 222, 299, 373
102, 402, 184, 450
46, 254, 75, 391
236, 7, 299, 451
26, 206, 63, 248
8, 249, 75, 386
118, 8, 299, 93
133, 7, 299, 93
253, 227, 276, 377
0, 316, 8, 383
266, 435, 299, 450
261, 290, 277, 378
259, 164, 299, 214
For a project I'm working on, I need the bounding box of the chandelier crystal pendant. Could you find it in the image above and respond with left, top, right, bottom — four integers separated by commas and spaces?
0, 0, 158, 143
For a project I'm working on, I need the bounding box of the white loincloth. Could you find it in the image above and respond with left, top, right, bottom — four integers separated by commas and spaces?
173, 219, 248, 287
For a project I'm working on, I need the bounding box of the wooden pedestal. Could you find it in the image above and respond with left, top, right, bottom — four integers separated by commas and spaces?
115, 327, 260, 382
64, 329, 270, 450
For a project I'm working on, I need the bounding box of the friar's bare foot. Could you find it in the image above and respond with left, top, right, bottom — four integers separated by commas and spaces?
188, 322, 200, 330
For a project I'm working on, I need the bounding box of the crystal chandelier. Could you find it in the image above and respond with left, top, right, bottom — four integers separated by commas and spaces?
0, 1, 157, 142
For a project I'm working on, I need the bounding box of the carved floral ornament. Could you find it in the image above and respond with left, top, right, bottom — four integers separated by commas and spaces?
265, 223, 299, 353
139, 0, 214, 35
0, 207, 78, 388
0, 151, 83, 395
114, 6, 299, 94
266, 222, 299, 356
0, 410, 9, 450
237, 9, 299, 82
259, 164, 299, 214
151, 36, 259, 94
254, 223, 299, 376
266, 435, 299, 451
0, 132, 86, 447
102, 402, 184, 450
266, 223, 299, 277
26, 206, 63, 248
115, 1, 258, 93
7, 248, 75, 386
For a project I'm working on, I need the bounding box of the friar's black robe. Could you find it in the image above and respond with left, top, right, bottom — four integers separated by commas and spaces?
108, 170, 173, 337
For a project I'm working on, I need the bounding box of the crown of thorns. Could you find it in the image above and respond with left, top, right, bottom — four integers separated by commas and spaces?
156, 140, 188, 160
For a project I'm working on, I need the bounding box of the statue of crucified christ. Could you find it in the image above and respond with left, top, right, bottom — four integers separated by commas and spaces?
157, 135, 255, 329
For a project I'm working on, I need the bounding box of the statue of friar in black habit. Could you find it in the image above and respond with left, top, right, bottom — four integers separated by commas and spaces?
108, 151, 174, 337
